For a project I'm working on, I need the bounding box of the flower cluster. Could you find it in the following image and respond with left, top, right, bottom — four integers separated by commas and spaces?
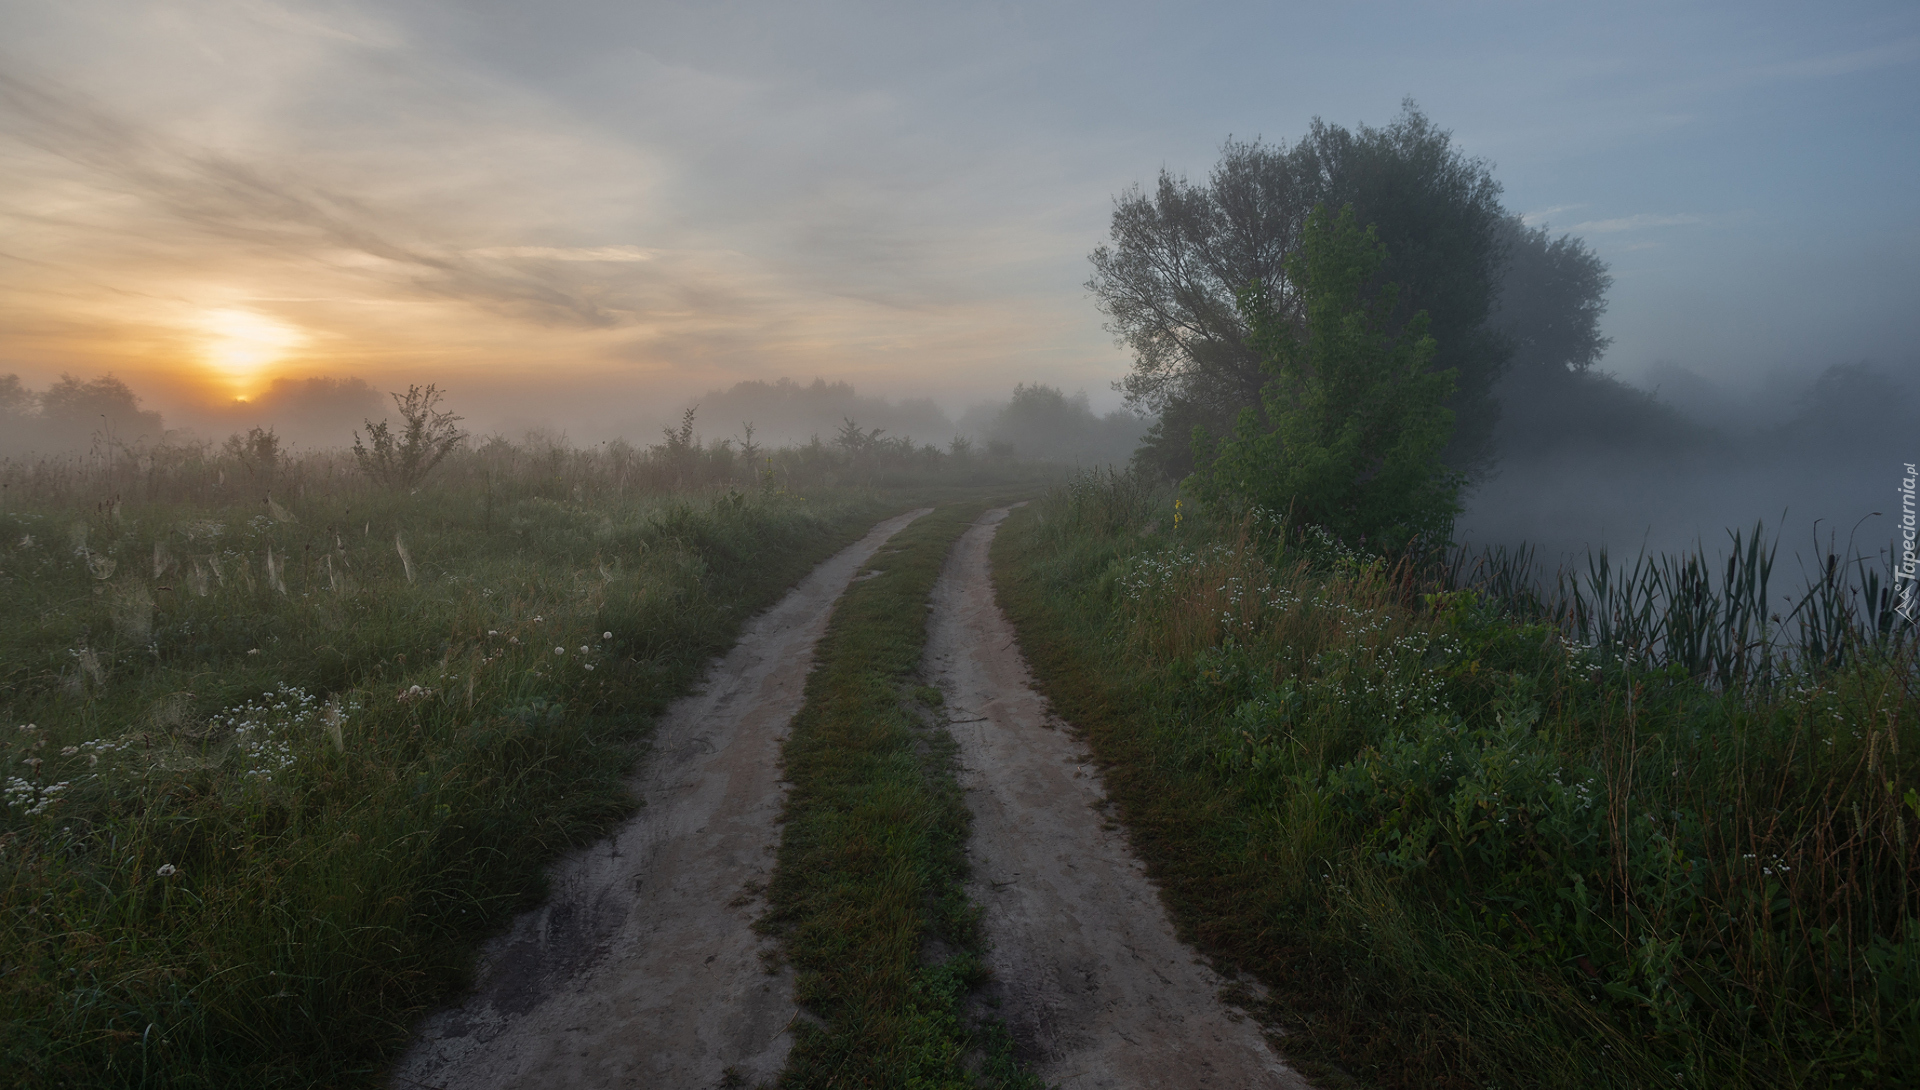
204, 683, 345, 781
4, 775, 67, 815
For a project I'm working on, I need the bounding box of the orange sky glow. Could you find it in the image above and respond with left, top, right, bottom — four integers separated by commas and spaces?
0, 2, 1121, 439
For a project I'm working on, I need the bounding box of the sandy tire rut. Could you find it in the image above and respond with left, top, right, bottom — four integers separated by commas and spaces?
927, 506, 1308, 1089
395, 505, 1309, 1088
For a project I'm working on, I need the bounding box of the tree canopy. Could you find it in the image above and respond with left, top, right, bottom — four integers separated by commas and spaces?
1090, 100, 1610, 481
1191, 205, 1461, 548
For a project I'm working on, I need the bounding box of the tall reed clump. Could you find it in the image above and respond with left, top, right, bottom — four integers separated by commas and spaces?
0, 460, 894, 1088
994, 467, 1919, 1089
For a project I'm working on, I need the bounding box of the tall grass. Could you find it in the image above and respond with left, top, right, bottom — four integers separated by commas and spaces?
0, 438, 910, 1087
994, 468, 1920, 1088
0, 410, 1039, 515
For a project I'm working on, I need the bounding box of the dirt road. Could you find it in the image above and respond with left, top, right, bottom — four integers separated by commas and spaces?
926, 506, 1310, 1089
391, 508, 931, 1090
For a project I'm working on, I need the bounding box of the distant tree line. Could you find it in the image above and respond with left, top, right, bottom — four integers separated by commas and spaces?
0, 373, 166, 455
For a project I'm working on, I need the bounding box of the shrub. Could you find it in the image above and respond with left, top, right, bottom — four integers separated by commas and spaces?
352, 385, 466, 489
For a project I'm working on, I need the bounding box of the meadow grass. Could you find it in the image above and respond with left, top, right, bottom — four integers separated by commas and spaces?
761, 501, 1040, 1090
993, 471, 1920, 1089
0, 455, 914, 1087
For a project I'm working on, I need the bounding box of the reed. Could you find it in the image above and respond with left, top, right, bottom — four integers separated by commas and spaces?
1446, 520, 1914, 687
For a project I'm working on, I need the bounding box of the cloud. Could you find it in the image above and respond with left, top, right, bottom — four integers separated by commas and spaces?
0, 68, 639, 329
0, 0, 1135, 418
1520, 204, 1586, 226
469, 246, 656, 262
1568, 213, 1704, 234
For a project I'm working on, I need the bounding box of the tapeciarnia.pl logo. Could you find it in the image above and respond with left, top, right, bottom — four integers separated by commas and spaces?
1898, 463, 1919, 623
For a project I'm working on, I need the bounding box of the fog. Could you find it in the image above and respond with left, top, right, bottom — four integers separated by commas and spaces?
0, 370, 1144, 470
1458, 357, 1919, 570
1, 347, 1912, 586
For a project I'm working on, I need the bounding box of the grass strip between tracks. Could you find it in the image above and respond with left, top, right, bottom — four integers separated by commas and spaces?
763, 502, 1040, 1090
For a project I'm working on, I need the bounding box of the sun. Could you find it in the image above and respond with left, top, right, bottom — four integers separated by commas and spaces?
196, 308, 307, 396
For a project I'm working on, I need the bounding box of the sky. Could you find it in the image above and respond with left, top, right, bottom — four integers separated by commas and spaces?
1, 0, 1916, 439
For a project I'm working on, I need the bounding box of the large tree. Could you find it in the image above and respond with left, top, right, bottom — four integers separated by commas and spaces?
1192, 205, 1461, 548
1090, 100, 1606, 480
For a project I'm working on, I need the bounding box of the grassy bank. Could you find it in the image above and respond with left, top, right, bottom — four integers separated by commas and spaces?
762, 502, 1038, 1090
0, 471, 901, 1087
993, 472, 1919, 1089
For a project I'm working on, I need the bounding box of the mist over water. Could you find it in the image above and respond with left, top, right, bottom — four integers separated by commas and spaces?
1457, 357, 1919, 578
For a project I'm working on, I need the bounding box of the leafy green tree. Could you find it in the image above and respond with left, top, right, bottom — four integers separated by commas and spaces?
1092, 102, 1516, 480
1191, 205, 1462, 548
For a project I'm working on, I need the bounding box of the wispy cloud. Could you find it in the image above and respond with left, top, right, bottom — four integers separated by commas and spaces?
1520, 203, 1586, 226
0, 68, 637, 328
1569, 213, 1705, 234
469, 246, 656, 262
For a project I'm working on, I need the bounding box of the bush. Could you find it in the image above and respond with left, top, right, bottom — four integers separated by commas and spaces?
352, 385, 466, 490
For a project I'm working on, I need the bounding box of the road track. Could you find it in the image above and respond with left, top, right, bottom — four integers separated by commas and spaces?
926, 506, 1308, 1089
394, 504, 1309, 1088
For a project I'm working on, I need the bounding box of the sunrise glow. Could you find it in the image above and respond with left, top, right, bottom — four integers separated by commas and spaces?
196, 308, 308, 397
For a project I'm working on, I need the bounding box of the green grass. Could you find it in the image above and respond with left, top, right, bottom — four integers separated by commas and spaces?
0, 471, 906, 1087
761, 501, 1041, 1090
993, 473, 1920, 1090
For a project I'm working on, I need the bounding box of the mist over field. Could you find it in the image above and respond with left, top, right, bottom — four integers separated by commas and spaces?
1, 0, 1915, 564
